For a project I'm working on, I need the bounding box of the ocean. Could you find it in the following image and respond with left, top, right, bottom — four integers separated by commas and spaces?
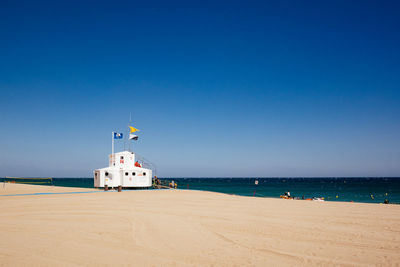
3, 177, 399, 204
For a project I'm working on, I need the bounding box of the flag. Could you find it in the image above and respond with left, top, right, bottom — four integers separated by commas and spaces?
129, 126, 139, 133
129, 134, 138, 140
113, 132, 123, 139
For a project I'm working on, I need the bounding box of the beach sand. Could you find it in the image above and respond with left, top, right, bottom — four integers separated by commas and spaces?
0, 183, 399, 266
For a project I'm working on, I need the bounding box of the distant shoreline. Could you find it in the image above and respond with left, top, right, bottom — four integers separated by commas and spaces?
2, 177, 400, 204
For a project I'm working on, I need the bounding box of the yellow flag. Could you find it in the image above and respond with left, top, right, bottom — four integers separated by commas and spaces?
129, 126, 139, 133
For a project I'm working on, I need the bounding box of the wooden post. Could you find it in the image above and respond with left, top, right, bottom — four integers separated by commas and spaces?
105, 185, 109, 191
118, 185, 122, 192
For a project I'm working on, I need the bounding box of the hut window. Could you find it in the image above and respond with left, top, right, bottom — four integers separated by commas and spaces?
125, 172, 128, 176
132, 172, 136, 176
143, 172, 146, 176
105, 172, 109, 176
120, 156, 124, 160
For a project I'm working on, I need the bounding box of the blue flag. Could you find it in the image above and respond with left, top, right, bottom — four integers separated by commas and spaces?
113, 132, 123, 139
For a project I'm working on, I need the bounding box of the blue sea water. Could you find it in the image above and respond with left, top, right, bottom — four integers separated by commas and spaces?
172, 178, 400, 204
2, 177, 399, 204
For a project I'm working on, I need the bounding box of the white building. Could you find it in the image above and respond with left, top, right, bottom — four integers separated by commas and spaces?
94, 151, 152, 188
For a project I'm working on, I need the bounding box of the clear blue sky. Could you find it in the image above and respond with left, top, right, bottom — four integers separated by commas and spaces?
1, 0, 399, 177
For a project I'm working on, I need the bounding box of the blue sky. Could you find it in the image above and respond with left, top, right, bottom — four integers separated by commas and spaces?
1, 0, 399, 177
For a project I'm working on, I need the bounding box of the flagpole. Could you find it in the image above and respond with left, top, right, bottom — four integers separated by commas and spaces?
112, 131, 114, 165
129, 113, 132, 152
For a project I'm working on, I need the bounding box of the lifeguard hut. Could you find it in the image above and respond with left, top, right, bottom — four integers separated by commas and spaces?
94, 151, 152, 188
94, 126, 154, 189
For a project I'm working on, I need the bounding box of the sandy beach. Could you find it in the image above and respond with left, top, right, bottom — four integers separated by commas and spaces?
0, 183, 399, 266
